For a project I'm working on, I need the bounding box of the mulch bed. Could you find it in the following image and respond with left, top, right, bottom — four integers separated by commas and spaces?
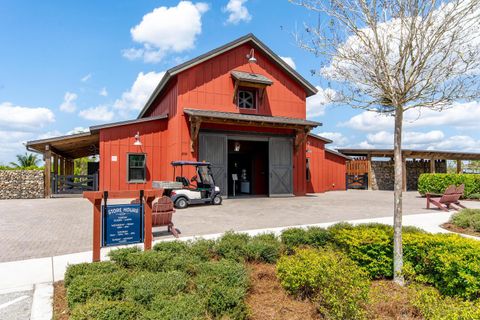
441, 222, 480, 237
246, 263, 319, 320
53, 281, 69, 320
367, 281, 422, 320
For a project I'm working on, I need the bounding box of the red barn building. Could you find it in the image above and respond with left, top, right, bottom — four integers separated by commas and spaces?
27, 34, 348, 197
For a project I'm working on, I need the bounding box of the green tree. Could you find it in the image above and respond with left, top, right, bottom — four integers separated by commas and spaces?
9, 153, 40, 168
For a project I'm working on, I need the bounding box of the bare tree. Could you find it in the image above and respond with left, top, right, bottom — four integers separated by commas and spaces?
291, 0, 480, 284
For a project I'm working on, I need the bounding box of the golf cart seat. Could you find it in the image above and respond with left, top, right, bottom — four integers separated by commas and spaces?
176, 176, 190, 187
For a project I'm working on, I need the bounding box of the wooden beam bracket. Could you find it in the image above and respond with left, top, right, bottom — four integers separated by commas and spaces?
294, 128, 310, 152
190, 117, 202, 153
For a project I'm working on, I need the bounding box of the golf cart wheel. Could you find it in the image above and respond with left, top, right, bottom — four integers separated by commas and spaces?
212, 195, 222, 205
175, 197, 188, 209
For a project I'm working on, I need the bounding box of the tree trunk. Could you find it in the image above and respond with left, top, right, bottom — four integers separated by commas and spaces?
393, 106, 404, 285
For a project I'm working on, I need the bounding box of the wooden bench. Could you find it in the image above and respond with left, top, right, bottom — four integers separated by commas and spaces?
131, 196, 179, 238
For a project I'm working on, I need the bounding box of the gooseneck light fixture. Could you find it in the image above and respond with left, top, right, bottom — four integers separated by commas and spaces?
133, 131, 142, 146
246, 48, 257, 64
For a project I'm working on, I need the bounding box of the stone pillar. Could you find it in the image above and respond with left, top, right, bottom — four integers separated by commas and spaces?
44, 146, 52, 198
456, 160, 462, 174
367, 154, 372, 190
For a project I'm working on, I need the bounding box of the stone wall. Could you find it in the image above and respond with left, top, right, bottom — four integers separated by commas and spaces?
371, 160, 447, 191
0, 170, 44, 199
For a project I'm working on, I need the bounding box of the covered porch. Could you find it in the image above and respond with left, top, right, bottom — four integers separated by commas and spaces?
26, 131, 100, 197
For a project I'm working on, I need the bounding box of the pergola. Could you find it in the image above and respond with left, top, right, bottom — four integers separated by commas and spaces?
338, 148, 480, 191
26, 131, 100, 197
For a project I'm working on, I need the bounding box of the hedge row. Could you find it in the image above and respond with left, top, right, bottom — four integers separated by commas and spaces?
280, 223, 480, 300
418, 173, 480, 198
65, 232, 280, 320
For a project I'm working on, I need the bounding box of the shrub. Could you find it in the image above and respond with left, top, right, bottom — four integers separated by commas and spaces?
124, 271, 189, 305
144, 293, 207, 320
187, 239, 217, 261
469, 193, 480, 200
64, 261, 121, 287
451, 209, 480, 232
194, 260, 249, 319
281, 227, 330, 252
329, 224, 393, 278
410, 285, 480, 320
108, 247, 141, 268
67, 271, 130, 308
153, 241, 189, 254
404, 233, 480, 300
418, 173, 480, 198
276, 248, 369, 320
245, 233, 281, 263
214, 231, 250, 261
70, 300, 140, 320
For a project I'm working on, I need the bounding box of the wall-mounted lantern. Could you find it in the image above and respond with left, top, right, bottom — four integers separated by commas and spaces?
234, 141, 241, 152
246, 48, 257, 64
133, 132, 142, 146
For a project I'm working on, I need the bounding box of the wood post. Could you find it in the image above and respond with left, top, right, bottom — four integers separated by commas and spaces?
367, 154, 372, 190
456, 160, 462, 174
60, 157, 65, 175
402, 157, 407, 192
430, 159, 436, 173
53, 154, 58, 175
44, 146, 52, 198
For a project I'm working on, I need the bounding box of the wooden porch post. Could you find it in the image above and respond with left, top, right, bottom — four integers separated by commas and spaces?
367, 154, 372, 190
60, 157, 65, 175
53, 154, 58, 175
456, 160, 462, 174
430, 159, 436, 173
44, 146, 52, 198
402, 157, 407, 192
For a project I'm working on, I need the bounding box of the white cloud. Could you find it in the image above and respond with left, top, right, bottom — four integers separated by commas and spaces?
224, 0, 251, 24
366, 130, 445, 146
306, 86, 338, 118
342, 101, 480, 132
59, 92, 78, 113
0, 102, 55, 131
78, 105, 114, 122
317, 132, 349, 147
280, 56, 296, 70
113, 71, 165, 115
99, 87, 108, 97
67, 127, 90, 135
124, 1, 209, 63
81, 74, 92, 82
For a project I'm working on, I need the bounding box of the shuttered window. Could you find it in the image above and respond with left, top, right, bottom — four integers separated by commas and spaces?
128, 154, 146, 182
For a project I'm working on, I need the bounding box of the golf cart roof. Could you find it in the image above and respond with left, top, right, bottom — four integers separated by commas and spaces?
171, 161, 211, 167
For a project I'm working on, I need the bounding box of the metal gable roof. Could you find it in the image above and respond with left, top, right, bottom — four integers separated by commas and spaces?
137, 33, 318, 119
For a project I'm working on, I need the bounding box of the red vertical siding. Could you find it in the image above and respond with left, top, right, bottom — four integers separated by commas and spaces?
99, 119, 169, 191
306, 136, 347, 193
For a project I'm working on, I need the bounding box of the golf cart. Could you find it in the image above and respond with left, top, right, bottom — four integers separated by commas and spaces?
168, 161, 222, 209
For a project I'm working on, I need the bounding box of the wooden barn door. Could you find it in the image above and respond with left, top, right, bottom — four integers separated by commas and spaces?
269, 137, 293, 196
199, 133, 228, 196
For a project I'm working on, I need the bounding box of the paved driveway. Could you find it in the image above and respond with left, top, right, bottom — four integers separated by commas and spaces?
1, 191, 478, 262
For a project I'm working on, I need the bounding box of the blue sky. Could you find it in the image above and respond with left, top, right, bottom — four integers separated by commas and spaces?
1, 0, 479, 165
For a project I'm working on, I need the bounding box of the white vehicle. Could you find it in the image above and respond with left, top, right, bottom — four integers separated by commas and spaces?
168, 161, 222, 209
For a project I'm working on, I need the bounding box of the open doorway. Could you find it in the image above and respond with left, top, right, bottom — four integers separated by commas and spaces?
227, 139, 269, 197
